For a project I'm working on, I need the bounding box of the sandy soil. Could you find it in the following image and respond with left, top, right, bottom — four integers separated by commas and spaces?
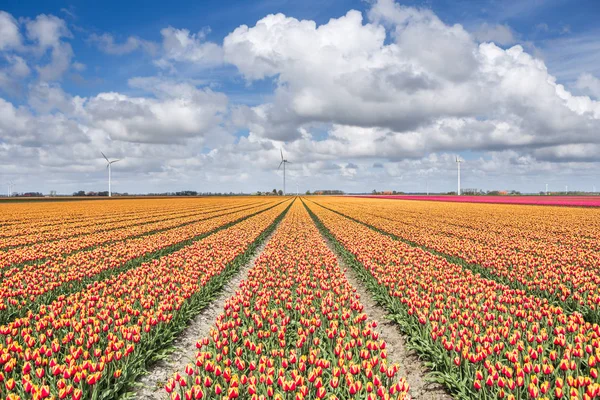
324, 238, 453, 400
132, 228, 278, 399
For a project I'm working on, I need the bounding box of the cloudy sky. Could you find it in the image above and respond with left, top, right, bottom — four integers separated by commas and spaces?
1, 0, 600, 194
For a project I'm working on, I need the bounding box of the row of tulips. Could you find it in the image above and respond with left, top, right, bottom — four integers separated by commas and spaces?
0, 198, 197, 231
305, 199, 600, 399
168, 200, 409, 400
0, 200, 270, 271
0, 199, 285, 325
0, 199, 251, 249
314, 197, 600, 321
0, 199, 292, 400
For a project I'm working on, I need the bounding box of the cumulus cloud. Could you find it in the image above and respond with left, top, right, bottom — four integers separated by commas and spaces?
0, 97, 87, 147
155, 27, 223, 69
0, 55, 30, 94
222, 0, 600, 164
21, 14, 74, 81
3, 0, 600, 194
0, 11, 22, 50
0, 12, 79, 87
84, 78, 228, 144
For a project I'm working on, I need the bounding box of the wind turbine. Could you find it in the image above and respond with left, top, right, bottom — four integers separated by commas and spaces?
101, 152, 120, 197
455, 155, 463, 196
277, 149, 291, 195
7, 181, 14, 197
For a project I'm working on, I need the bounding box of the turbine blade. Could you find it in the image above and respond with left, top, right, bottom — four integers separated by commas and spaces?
111, 159, 121, 164
101, 152, 109, 163
280, 149, 283, 160
278, 161, 283, 170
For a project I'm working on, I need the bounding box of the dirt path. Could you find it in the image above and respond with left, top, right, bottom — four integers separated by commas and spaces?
133, 227, 278, 399
323, 237, 452, 400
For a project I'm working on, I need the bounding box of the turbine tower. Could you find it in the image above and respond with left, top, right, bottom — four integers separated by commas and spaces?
7, 181, 14, 198
277, 149, 291, 195
101, 152, 121, 197
456, 155, 463, 196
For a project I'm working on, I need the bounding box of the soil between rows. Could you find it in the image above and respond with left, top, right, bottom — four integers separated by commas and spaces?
132, 198, 449, 400
132, 220, 280, 399
319, 231, 452, 400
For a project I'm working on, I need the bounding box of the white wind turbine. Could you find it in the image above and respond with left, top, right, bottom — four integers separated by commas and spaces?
7, 181, 14, 197
277, 149, 291, 195
456, 155, 463, 196
101, 152, 121, 197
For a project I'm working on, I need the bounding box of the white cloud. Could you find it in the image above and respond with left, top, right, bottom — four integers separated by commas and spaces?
0, 11, 22, 50
221, 0, 600, 163
155, 27, 223, 69
0, 55, 30, 94
0, 97, 87, 147
2, 1, 600, 194
473, 23, 516, 46
23, 14, 74, 81
28, 82, 81, 115
84, 78, 228, 144
89, 33, 158, 55
25, 14, 71, 48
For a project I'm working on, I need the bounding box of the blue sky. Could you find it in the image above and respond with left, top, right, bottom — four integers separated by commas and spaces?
1, 0, 600, 194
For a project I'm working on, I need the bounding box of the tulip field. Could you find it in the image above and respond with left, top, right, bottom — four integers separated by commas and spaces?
1, 196, 600, 399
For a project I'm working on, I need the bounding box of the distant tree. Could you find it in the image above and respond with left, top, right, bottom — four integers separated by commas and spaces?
278, 190, 283, 196
372, 189, 377, 194
305, 190, 311, 195
73, 190, 86, 196
272, 189, 277, 195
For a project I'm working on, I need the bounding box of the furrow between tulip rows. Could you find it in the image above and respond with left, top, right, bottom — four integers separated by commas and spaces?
0, 200, 268, 271
0, 199, 287, 326
0, 200, 259, 250
167, 200, 409, 400
134, 203, 285, 399
311, 198, 600, 323
304, 200, 600, 400
0, 199, 292, 400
